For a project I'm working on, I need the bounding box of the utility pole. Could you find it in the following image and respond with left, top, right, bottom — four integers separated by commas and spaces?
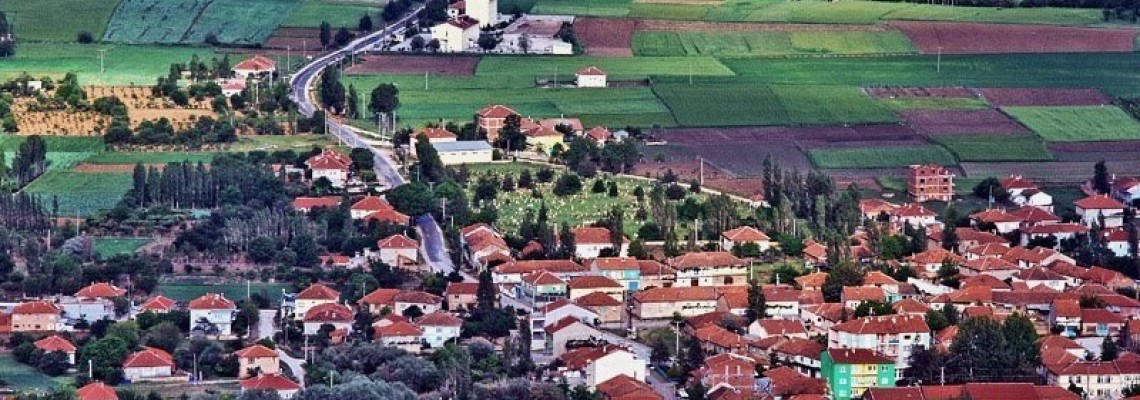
286, 46, 291, 78
96, 49, 108, 74
937, 46, 942, 73
424, 70, 429, 90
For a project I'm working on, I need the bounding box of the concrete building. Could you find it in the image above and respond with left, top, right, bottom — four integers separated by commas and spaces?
907, 164, 955, 202
416, 312, 463, 349
433, 141, 494, 165
189, 293, 236, 338
822, 349, 897, 400
431, 16, 481, 52
828, 315, 931, 379
475, 104, 517, 142
575, 66, 607, 88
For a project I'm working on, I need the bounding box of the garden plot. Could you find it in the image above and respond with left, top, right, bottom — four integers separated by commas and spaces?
978, 88, 1111, 107
901, 109, 1029, 136
1003, 106, 1140, 142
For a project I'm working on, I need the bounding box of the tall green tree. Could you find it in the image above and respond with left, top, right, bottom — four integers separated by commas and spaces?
369, 83, 400, 132
746, 279, 767, 322
347, 84, 360, 119
1094, 160, 1112, 195
319, 22, 332, 48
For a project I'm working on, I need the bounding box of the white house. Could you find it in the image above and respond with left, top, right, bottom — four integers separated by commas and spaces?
1113, 177, 1140, 205
433, 140, 494, 165
306, 149, 352, 188
374, 321, 425, 353
189, 293, 236, 338
302, 303, 354, 335
416, 312, 463, 349
1074, 194, 1126, 228
431, 16, 480, 52
544, 316, 604, 356
719, 226, 772, 253
233, 55, 277, 79
241, 374, 301, 399
123, 347, 179, 382
575, 66, 607, 88
573, 227, 629, 258
350, 196, 395, 220
373, 234, 419, 268
669, 252, 748, 287
558, 345, 646, 389
465, 0, 498, 26
292, 283, 339, 321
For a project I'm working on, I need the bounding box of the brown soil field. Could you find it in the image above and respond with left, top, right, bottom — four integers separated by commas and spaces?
636, 19, 889, 33
263, 27, 361, 52
630, 159, 763, 197
576, 18, 636, 57
978, 88, 1111, 107
344, 55, 479, 76
890, 21, 1136, 54
961, 160, 1140, 184
901, 109, 1028, 135
74, 163, 138, 173
865, 86, 976, 99
1049, 141, 1140, 162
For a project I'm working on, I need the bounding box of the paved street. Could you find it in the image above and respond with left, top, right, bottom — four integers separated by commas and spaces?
257, 310, 306, 385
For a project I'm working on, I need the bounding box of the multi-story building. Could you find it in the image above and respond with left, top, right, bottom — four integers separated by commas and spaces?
292, 283, 339, 321
822, 348, 897, 400
631, 286, 742, 319
829, 314, 931, 379
234, 344, 280, 378
669, 252, 748, 287
590, 257, 641, 291
189, 293, 237, 338
475, 104, 517, 143
573, 227, 629, 259
907, 164, 955, 202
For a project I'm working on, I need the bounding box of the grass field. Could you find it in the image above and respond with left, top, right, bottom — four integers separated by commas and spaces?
633, 31, 915, 57
93, 237, 153, 257
158, 283, 289, 303
1, 136, 104, 170
809, 145, 957, 169
0, 0, 122, 42
22, 171, 132, 216
529, 0, 1105, 25
1003, 106, 1140, 142
284, 0, 380, 28
83, 152, 220, 165
931, 135, 1054, 161
0, 43, 219, 86
654, 83, 896, 126
0, 354, 71, 390
880, 97, 990, 110
714, 53, 1140, 97
476, 56, 736, 82
103, 0, 302, 45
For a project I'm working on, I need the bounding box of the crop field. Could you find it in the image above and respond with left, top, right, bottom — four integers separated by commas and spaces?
961, 160, 1140, 183
809, 145, 957, 169
890, 21, 1136, 54
345, 55, 480, 76
633, 31, 914, 57
1003, 106, 1140, 142
22, 171, 132, 216
83, 152, 220, 165
901, 109, 1028, 135
283, 0, 380, 28
93, 237, 153, 257
654, 83, 896, 126
1049, 141, 1140, 162
880, 97, 989, 110
528, 0, 1105, 25
0, 0, 122, 42
103, 0, 302, 45
0, 43, 218, 86
0, 354, 70, 390
1, 136, 104, 170
477, 56, 736, 82
158, 283, 289, 303
978, 88, 1111, 107
930, 135, 1054, 162
714, 53, 1140, 97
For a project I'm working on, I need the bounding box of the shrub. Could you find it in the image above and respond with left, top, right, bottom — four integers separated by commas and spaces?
77, 31, 95, 44
553, 174, 582, 196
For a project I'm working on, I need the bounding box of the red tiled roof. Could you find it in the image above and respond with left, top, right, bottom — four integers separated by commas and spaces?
363, 208, 411, 225
416, 127, 457, 140
539, 118, 584, 133
123, 347, 174, 369
34, 335, 76, 353
637, 260, 675, 276
377, 233, 418, 249
576, 65, 606, 76
445, 282, 479, 296
292, 196, 340, 210
721, 226, 770, 242
894, 203, 935, 217
476, 104, 517, 119
843, 286, 886, 302
593, 257, 639, 270
1001, 175, 1038, 190
359, 288, 401, 306
241, 373, 301, 391
961, 274, 1011, 291
417, 312, 463, 327
234, 344, 278, 359
141, 295, 178, 312
1075, 194, 1126, 209
860, 198, 899, 216
1081, 308, 1125, 324
544, 316, 588, 335
833, 314, 930, 334
753, 319, 807, 336
573, 227, 626, 245
970, 208, 1021, 223
394, 290, 443, 305
75, 282, 126, 298
523, 270, 565, 286
575, 291, 623, 307
13, 301, 59, 315
374, 321, 423, 337
496, 259, 585, 275
1008, 206, 1061, 224
772, 338, 824, 359
1016, 266, 1065, 281
827, 348, 894, 364
962, 256, 1018, 272
633, 286, 744, 303
694, 325, 746, 349
306, 149, 351, 170
568, 275, 622, 289
585, 126, 611, 142
892, 298, 931, 314
596, 374, 662, 400
864, 271, 900, 286
234, 55, 276, 72
303, 303, 353, 323
76, 382, 119, 400
669, 251, 745, 270
351, 195, 393, 211
560, 344, 626, 370
296, 283, 340, 301
188, 293, 235, 310
1022, 223, 1087, 235
907, 247, 964, 265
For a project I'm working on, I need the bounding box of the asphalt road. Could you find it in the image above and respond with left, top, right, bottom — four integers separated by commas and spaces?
289, 9, 455, 276
257, 310, 307, 385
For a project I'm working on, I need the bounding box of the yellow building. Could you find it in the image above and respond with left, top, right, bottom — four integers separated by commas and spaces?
11, 301, 61, 332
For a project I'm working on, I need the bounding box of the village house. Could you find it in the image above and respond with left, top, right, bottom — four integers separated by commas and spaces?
573, 227, 629, 258
292, 283, 339, 321
891, 203, 938, 228
1020, 223, 1088, 249
927, 227, 1008, 251
139, 295, 178, 314
694, 324, 748, 355
519, 270, 569, 306
696, 353, 759, 398
590, 257, 641, 291
540, 117, 584, 135
189, 293, 237, 338
371, 234, 419, 269
970, 208, 1024, 234
12, 301, 61, 332
575, 66, 607, 88
417, 312, 463, 348
373, 319, 425, 353
596, 375, 662, 400
866, 383, 1080, 400
123, 347, 180, 382
292, 196, 341, 214
669, 251, 748, 287
1113, 176, 1140, 205
475, 104, 517, 143
768, 285, 813, 319
860, 198, 899, 220
34, 335, 77, 364
842, 286, 887, 310
771, 338, 825, 377
720, 226, 772, 254
637, 260, 676, 289
431, 15, 481, 52
410, 127, 458, 157
907, 164, 955, 202
233, 55, 276, 79
567, 275, 624, 302
1046, 359, 1140, 399
555, 345, 645, 389
1080, 308, 1126, 338
234, 344, 279, 378
493, 259, 588, 284
1103, 228, 1132, 257
1002, 175, 1054, 211
302, 303, 354, 336
522, 124, 564, 152
1013, 267, 1069, 292
632, 286, 724, 319
1075, 194, 1127, 228
240, 373, 302, 399
796, 271, 828, 291
349, 196, 394, 219
583, 126, 613, 147
76, 382, 119, 400
574, 292, 623, 324
821, 348, 897, 400
802, 303, 847, 334
959, 256, 1020, 280
445, 282, 480, 311
305, 149, 352, 188
545, 316, 605, 356
748, 318, 809, 339
829, 314, 931, 378
461, 223, 512, 269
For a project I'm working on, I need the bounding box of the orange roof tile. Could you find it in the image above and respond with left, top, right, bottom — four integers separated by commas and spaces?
75, 282, 126, 298
34, 335, 76, 353
188, 293, 235, 310
1075, 194, 1126, 209
721, 226, 771, 242
234, 344, 278, 359
303, 303, 353, 323
123, 347, 174, 369
241, 373, 301, 391
76, 382, 119, 400
296, 283, 340, 301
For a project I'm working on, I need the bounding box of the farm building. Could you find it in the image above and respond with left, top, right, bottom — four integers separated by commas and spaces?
576, 66, 607, 88
502, 15, 575, 55
431, 16, 481, 53
907, 164, 955, 202
433, 141, 494, 165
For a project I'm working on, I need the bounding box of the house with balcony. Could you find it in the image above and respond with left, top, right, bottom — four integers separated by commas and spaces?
822, 348, 896, 400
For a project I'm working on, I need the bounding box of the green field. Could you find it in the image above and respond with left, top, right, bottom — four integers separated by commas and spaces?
931, 135, 1054, 162
22, 171, 132, 216
93, 237, 153, 257
104, 0, 302, 45
0, 43, 220, 86
529, 0, 1105, 25
0, 0, 122, 42
83, 152, 220, 165
284, 0, 380, 28
158, 283, 290, 303
0, 354, 71, 390
476, 56, 736, 82
633, 31, 915, 57
654, 83, 896, 126
1, 136, 104, 170
809, 145, 958, 169
227, 135, 340, 152
1003, 106, 1140, 142
880, 97, 990, 110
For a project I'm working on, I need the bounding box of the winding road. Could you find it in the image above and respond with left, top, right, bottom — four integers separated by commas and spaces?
288, 9, 455, 276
